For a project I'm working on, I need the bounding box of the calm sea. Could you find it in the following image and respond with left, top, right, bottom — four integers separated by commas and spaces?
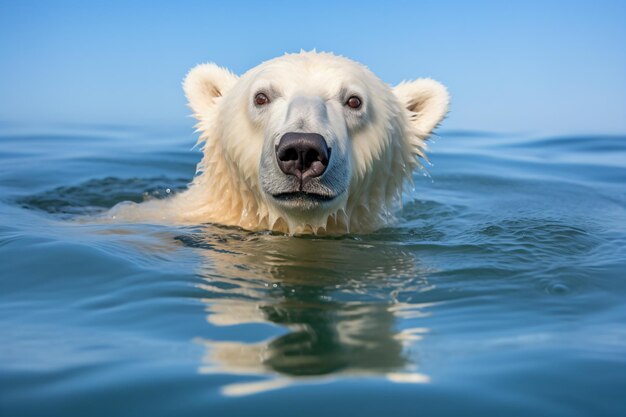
1, 126, 625, 416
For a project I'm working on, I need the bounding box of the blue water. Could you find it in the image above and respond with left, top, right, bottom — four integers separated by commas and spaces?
1, 126, 625, 416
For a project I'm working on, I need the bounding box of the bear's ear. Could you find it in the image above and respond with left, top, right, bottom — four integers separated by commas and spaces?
393, 78, 449, 136
183, 63, 239, 119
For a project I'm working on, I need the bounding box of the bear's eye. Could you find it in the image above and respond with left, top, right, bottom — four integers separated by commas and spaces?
254, 92, 270, 106
346, 95, 362, 110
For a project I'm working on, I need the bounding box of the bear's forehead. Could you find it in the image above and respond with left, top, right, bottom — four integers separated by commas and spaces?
242, 52, 376, 93
260, 51, 364, 72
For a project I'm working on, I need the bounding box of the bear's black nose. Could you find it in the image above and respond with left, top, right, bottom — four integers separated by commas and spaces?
276, 132, 330, 181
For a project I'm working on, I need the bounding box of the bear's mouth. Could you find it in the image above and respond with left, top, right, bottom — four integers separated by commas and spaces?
271, 191, 337, 203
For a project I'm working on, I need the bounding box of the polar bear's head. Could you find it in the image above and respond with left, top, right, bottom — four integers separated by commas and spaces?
183, 51, 448, 234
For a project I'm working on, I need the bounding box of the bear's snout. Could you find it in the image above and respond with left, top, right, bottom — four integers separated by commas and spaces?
275, 132, 330, 184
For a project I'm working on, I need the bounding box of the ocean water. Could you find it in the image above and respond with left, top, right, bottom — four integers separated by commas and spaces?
1, 125, 625, 417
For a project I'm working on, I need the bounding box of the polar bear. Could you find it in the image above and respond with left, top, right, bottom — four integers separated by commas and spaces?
110, 51, 449, 234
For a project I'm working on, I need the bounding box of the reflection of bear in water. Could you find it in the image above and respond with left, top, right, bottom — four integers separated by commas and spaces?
180, 226, 433, 395
111, 51, 448, 235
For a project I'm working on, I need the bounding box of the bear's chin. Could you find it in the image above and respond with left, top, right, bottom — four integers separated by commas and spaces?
266, 190, 347, 232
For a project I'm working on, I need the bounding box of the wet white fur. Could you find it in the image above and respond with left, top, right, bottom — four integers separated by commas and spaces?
109, 51, 449, 234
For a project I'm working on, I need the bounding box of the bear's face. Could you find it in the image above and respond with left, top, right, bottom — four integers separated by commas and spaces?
183, 52, 448, 234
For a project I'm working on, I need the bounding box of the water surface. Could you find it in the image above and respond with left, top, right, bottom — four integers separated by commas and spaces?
1, 126, 625, 416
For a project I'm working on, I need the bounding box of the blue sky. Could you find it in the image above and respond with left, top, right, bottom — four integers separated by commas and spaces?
1, 0, 625, 134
